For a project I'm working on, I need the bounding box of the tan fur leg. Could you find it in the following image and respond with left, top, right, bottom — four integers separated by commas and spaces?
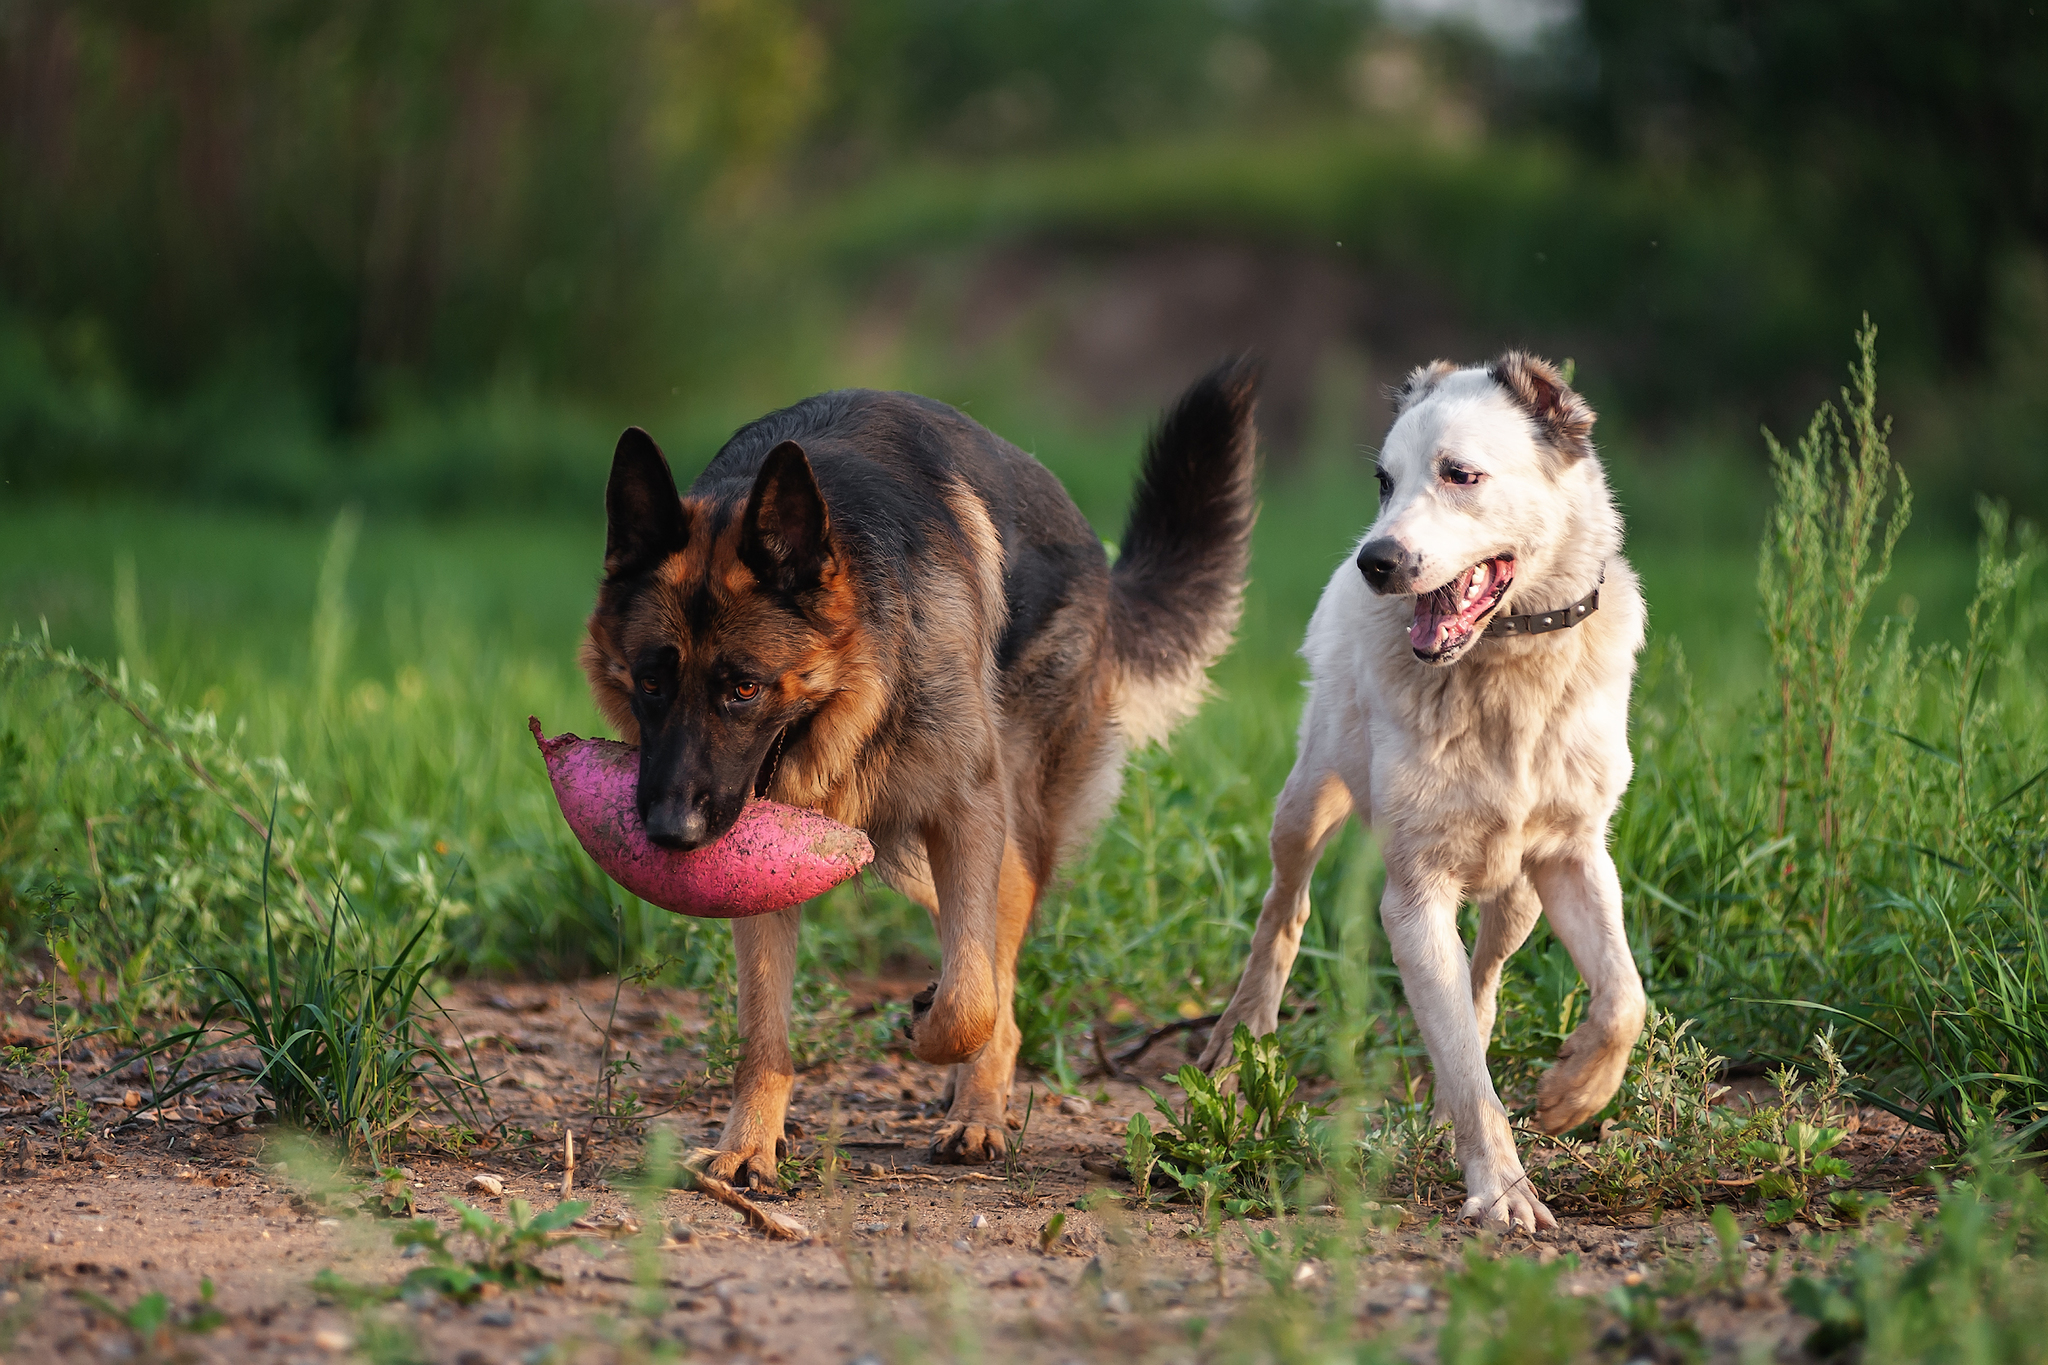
1530, 849, 1646, 1134
1469, 876, 1544, 1047
909, 786, 1004, 1066
1198, 763, 1354, 1070
1381, 867, 1555, 1231
930, 842, 1035, 1164
709, 904, 801, 1190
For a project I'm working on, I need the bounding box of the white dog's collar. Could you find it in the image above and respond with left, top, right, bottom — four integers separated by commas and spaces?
1485, 571, 1603, 639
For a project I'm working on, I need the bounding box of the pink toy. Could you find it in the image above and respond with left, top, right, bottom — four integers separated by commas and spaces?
530, 717, 872, 918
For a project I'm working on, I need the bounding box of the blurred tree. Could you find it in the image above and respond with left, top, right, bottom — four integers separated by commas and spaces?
802, 0, 1377, 158
0, 0, 824, 429
1564, 0, 2048, 370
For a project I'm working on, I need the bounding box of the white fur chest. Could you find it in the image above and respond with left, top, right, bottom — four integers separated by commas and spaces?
1308, 557, 1644, 895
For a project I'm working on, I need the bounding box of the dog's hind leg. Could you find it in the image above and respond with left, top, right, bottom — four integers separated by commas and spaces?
1198, 755, 1355, 1071
1470, 876, 1544, 1048
1381, 868, 1555, 1231
931, 840, 1037, 1164
1529, 848, 1647, 1135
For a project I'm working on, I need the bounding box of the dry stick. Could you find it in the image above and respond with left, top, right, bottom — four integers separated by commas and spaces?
685, 1169, 811, 1242
1091, 1022, 1125, 1080
1110, 1015, 1221, 1069
562, 1128, 576, 1200
51, 651, 331, 928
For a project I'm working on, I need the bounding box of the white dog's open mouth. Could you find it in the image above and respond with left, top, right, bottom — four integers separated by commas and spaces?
1411, 555, 1516, 659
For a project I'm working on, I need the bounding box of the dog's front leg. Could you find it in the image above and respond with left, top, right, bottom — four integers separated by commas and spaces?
1382, 869, 1555, 1231
910, 786, 1003, 1071
1530, 847, 1646, 1134
930, 840, 1035, 1164
1199, 763, 1355, 1070
707, 904, 801, 1190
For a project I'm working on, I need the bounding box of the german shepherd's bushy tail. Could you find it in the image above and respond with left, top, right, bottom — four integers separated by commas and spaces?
1109, 358, 1260, 746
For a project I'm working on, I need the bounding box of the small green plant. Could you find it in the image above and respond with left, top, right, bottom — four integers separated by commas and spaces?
1602, 1278, 1705, 1365
360, 1167, 416, 1219
1785, 1160, 2048, 1361
1739, 1035, 1859, 1225
1138, 1024, 1324, 1216
1438, 1244, 1590, 1365
1123, 1111, 1156, 1193
1741, 1119, 1852, 1226
1709, 1204, 1747, 1295
9, 882, 103, 1159
698, 1002, 743, 1088
72, 1278, 226, 1354
317, 1198, 592, 1305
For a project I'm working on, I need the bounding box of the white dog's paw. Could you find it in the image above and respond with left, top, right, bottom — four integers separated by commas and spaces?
1536, 1030, 1634, 1135
1456, 1175, 1556, 1232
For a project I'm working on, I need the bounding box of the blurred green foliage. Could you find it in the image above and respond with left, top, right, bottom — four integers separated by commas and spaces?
2, 1, 2044, 524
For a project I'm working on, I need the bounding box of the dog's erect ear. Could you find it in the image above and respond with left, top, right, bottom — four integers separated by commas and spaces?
741, 440, 833, 590
1391, 360, 1458, 414
1489, 352, 1596, 462
604, 427, 688, 576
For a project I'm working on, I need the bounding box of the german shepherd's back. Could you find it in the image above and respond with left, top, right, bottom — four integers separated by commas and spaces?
581, 363, 1256, 1178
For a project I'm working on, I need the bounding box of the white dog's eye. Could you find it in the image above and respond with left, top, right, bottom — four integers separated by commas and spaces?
1440, 464, 1483, 487
1375, 467, 1393, 497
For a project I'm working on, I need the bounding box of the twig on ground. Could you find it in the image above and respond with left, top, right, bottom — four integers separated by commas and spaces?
1110, 1015, 1221, 1068
1091, 1022, 1124, 1080
677, 1150, 810, 1241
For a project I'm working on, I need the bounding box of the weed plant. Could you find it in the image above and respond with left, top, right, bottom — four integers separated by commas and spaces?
1611, 323, 2048, 1145
1128, 1024, 1326, 1217
1784, 1159, 2048, 1363
315, 1197, 593, 1306
145, 819, 489, 1165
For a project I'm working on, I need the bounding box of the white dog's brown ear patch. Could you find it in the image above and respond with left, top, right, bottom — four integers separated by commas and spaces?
1390, 360, 1458, 414
1489, 352, 1596, 462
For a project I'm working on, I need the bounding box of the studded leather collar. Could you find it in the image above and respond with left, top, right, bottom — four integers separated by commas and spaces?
1485, 571, 1603, 639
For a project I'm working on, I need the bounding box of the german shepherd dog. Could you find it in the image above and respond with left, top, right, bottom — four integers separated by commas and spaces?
1200, 353, 1645, 1230
582, 367, 1257, 1186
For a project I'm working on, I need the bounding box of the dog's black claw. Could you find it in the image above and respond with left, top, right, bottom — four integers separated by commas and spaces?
903, 981, 937, 1039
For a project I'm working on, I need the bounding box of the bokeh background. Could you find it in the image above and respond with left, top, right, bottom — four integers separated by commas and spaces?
2, 1, 2044, 1071
5, 0, 2044, 528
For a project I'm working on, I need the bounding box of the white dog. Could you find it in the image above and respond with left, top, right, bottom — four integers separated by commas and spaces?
1199, 352, 1646, 1230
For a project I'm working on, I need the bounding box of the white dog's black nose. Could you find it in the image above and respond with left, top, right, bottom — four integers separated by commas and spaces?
1356, 538, 1412, 593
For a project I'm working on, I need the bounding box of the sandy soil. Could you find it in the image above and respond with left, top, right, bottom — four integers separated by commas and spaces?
0, 979, 1944, 1363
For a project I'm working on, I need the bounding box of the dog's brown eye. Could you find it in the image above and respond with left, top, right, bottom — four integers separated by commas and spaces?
1441, 465, 1482, 486
639, 677, 659, 695
1375, 468, 1393, 497
731, 680, 760, 703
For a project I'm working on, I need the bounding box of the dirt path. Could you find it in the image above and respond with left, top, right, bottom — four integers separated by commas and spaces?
0, 980, 1942, 1362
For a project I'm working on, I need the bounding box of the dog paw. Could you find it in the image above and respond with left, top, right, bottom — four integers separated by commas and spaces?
907, 985, 995, 1067
1457, 1178, 1555, 1232
704, 1136, 786, 1191
1535, 1035, 1632, 1135
928, 1120, 1009, 1165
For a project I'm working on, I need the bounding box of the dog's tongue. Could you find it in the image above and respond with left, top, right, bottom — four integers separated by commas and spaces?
1411, 586, 1467, 654
1410, 559, 1506, 654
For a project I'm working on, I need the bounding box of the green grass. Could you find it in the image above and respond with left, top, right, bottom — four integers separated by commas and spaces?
2, 333, 2042, 1153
